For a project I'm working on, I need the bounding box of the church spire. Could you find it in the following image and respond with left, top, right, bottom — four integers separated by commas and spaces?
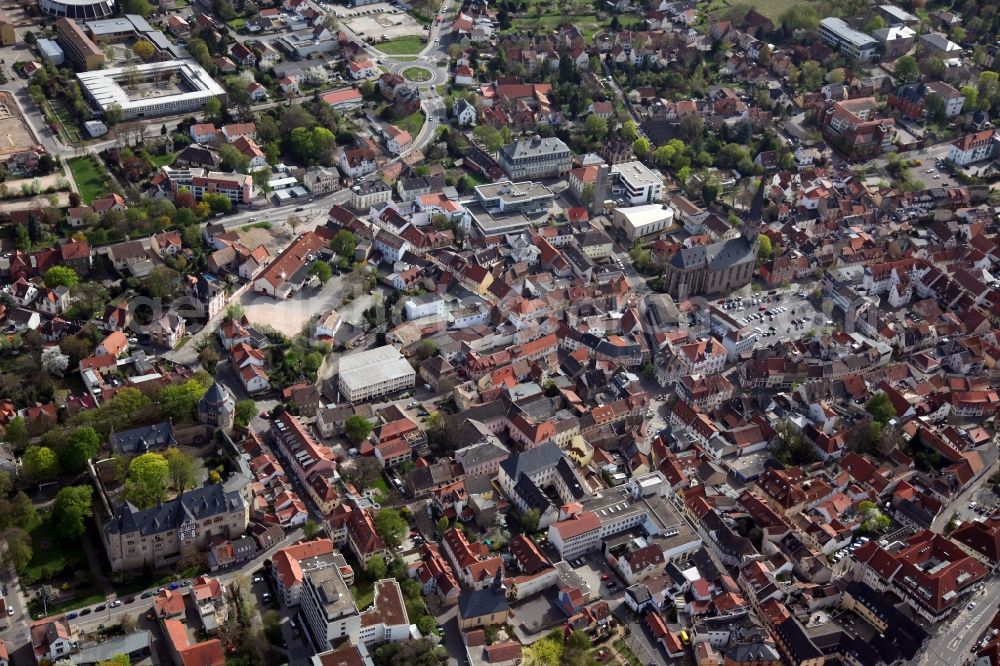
743, 176, 766, 245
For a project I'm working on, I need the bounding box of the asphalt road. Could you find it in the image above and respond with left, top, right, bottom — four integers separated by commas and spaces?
921, 583, 1000, 666
67, 526, 304, 635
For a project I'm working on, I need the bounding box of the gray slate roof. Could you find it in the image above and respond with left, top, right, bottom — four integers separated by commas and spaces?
499, 440, 564, 481
105, 484, 244, 537
110, 421, 175, 455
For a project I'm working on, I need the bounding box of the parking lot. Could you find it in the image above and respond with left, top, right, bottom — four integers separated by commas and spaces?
716, 288, 824, 346
340, 5, 426, 41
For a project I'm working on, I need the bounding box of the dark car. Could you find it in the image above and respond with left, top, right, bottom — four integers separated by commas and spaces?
124, 596, 136, 604
79, 608, 92, 616
67, 612, 79, 620
141, 591, 155, 599
95, 604, 106, 612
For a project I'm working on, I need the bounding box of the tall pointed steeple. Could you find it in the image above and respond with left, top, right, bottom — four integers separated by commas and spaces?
743, 176, 767, 246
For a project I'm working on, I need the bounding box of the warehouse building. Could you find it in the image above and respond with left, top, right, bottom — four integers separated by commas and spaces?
338, 345, 416, 402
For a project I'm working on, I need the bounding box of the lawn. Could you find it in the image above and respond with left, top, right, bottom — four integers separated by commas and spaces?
351, 577, 375, 609
403, 67, 432, 82
393, 56, 419, 62
706, 0, 819, 23
68, 156, 109, 204
150, 152, 175, 167
373, 35, 426, 55
396, 111, 425, 136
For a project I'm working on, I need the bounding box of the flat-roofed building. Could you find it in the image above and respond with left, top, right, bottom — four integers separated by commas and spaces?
338, 345, 416, 402
56, 17, 105, 69
468, 206, 533, 238
77, 60, 224, 119
819, 17, 879, 62
300, 559, 362, 652
611, 161, 663, 204
474, 180, 554, 214
612, 204, 674, 242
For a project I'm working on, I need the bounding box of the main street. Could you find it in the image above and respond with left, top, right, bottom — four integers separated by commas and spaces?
921, 583, 1000, 666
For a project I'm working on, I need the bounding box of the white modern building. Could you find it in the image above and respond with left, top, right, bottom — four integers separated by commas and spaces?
404, 294, 446, 321
300, 565, 362, 652
77, 60, 225, 120
819, 17, 879, 62
338, 345, 416, 402
611, 161, 663, 204
611, 204, 674, 242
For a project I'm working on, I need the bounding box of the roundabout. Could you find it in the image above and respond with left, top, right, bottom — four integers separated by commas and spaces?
402, 67, 433, 83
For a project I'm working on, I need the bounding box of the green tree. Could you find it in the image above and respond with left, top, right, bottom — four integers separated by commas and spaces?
60, 427, 101, 473
366, 553, 387, 579
436, 516, 449, 536
53, 485, 94, 540
867, 391, 896, 425
621, 120, 638, 141
584, 114, 608, 141
0, 527, 32, 572
757, 234, 773, 261
373, 508, 408, 548
164, 447, 196, 491
132, 40, 155, 60
204, 97, 223, 123
203, 193, 233, 215
472, 125, 503, 153
235, 400, 258, 427
895, 56, 918, 84
99, 654, 132, 666
523, 633, 563, 666
520, 508, 540, 533
22, 446, 59, 481
4, 416, 28, 449
632, 136, 651, 157
961, 85, 979, 110
121, 0, 152, 15
330, 230, 356, 261
345, 415, 373, 443
303, 519, 322, 540
0, 490, 36, 530
159, 379, 209, 422
44, 265, 79, 288
125, 452, 169, 508
310, 261, 333, 284
290, 126, 316, 163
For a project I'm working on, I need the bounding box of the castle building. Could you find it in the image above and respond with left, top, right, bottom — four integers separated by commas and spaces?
199, 381, 236, 434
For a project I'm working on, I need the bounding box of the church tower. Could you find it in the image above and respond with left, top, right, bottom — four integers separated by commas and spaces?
742, 176, 767, 248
